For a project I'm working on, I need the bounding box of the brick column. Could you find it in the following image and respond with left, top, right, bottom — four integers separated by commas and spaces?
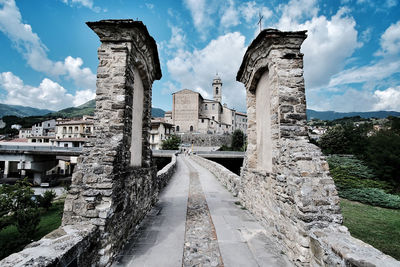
62, 20, 161, 265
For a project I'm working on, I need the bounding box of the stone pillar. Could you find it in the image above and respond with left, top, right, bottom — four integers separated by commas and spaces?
3, 160, 9, 178
236, 30, 342, 264
62, 20, 161, 266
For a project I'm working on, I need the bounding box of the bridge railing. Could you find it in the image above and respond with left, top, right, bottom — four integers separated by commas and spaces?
0, 145, 83, 153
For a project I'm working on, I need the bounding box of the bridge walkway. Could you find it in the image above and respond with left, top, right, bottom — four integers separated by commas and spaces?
113, 155, 292, 267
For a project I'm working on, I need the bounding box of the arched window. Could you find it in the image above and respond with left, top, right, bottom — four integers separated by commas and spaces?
205, 104, 208, 110
216, 89, 218, 95
176, 125, 180, 132
190, 125, 193, 132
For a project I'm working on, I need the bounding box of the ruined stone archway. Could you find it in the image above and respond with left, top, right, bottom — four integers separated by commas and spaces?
236, 29, 342, 264
62, 20, 162, 265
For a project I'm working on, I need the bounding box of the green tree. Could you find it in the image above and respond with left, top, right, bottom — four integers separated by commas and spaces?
161, 135, 181, 150
0, 179, 41, 238
231, 129, 245, 151
363, 130, 400, 191
319, 124, 349, 154
37, 190, 56, 211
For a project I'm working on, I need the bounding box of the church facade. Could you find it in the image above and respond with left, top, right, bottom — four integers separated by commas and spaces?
165, 75, 247, 134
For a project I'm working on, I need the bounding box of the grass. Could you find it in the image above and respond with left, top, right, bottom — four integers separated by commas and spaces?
0, 201, 64, 260
340, 198, 400, 260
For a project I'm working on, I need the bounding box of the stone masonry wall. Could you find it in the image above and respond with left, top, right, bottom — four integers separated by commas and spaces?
180, 133, 232, 147
156, 154, 177, 191
191, 155, 240, 196
236, 29, 400, 266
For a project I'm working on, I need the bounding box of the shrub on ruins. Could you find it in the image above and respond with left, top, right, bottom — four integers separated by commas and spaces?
231, 129, 245, 151
161, 135, 181, 150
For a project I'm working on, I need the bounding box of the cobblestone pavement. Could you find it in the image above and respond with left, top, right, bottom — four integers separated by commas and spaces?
113, 155, 292, 267
183, 160, 224, 267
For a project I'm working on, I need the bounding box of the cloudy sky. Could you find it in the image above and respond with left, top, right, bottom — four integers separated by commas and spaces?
0, 0, 399, 112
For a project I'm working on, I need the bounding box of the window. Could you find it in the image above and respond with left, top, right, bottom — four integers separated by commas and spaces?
152, 135, 154, 142
202, 119, 204, 123
62, 127, 67, 134
211, 122, 213, 125
212, 116, 214, 120
216, 89, 218, 95
212, 104, 215, 110
190, 126, 193, 132
176, 126, 180, 132
205, 104, 208, 110
64, 144, 68, 147
232, 111, 234, 116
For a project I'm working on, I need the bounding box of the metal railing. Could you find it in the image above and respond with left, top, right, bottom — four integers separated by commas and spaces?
0, 145, 83, 153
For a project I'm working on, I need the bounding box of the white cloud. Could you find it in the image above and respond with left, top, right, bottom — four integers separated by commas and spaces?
73, 89, 96, 106
277, 0, 319, 28
220, 0, 240, 28
167, 32, 247, 111
0, 72, 94, 110
329, 20, 400, 88
145, 3, 154, 10
183, 0, 212, 38
239, 1, 272, 30
373, 86, 400, 111
0, 72, 73, 110
167, 26, 186, 50
0, 0, 96, 91
277, 5, 361, 89
375, 20, 400, 57
62, 0, 100, 12
308, 86, 400, 112
329, 61, 400, 87
361, 27, 373, 43
240, 1, 258, 23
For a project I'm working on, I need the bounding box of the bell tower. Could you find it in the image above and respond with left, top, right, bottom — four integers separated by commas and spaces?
212, 74, 222, 102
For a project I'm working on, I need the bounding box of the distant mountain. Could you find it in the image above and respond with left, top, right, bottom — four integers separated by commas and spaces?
49, 99, 96, 118
49, 99, 165, 118
0, 103, 53, 118
152, 108, 165, 118
307, 109, 400, 121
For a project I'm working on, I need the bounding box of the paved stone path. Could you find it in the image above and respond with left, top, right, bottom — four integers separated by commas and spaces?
113, 155, 293, 267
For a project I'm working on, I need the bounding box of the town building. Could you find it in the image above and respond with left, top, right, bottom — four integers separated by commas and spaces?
31, 119, 56, 136
51, 116, 95, 147
168, 75, 247, 134
150, 118, 174, 150
19, 128, 32, 139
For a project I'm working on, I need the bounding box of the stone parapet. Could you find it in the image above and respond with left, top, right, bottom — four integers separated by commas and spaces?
310, 228, 400, 266
0, 225, 99, 266
191, 155, 240, 196
156, 154, 177, 191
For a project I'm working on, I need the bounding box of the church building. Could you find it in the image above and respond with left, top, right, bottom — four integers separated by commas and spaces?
165, 75, 247, 134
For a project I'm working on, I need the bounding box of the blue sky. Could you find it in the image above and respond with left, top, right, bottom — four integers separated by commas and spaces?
0, 0, 399, 113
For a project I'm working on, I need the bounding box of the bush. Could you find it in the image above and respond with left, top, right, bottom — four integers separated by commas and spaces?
14, 208, 40, 240
340, 188, 400, 209
161, 135, 181, 150
37, 190, 56, 211
231, 129, 245, 151
327, 155, 394, 193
